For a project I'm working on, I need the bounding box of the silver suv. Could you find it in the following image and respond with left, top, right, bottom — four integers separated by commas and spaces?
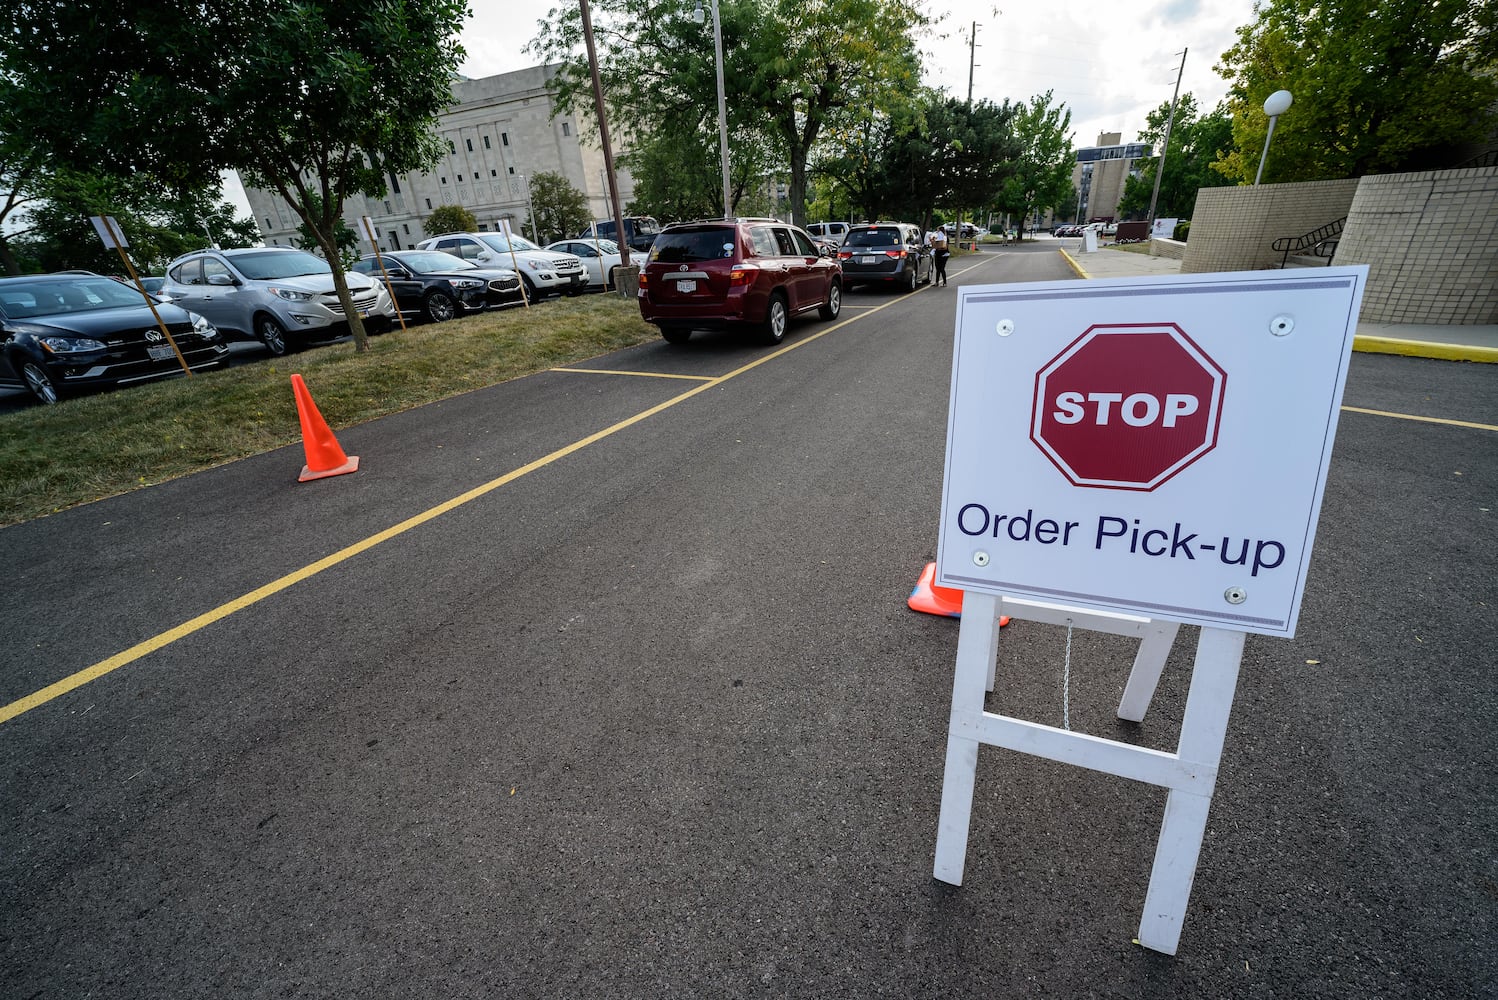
161, 247, 396, 355
415, 232, 586, 299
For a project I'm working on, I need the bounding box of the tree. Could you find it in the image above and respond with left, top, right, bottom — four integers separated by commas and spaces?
531, 0, 932, 226
1213, 0, 1498, 182
1117, 96, 1234, 220
425, 204, 478, 237
525, 171, 591, 244
294, 193, 360, 268
0, 0, 466, 352
997, 91, 1074, 240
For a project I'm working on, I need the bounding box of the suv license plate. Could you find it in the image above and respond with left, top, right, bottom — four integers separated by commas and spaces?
676, 279, 696, 292
147, 345, 176, 361
859, 256, 876, 264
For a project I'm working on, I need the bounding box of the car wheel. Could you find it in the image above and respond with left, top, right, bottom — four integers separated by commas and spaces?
256, 315, 290, 356
922, 260, 933, 285
424, 291, 457, 323
819, 281, 842, 321
520, 275, 539, 303
906, 265, 918, 293
759, 292, 788, 346
661, 326, 691, 345
20, 360, 60, 404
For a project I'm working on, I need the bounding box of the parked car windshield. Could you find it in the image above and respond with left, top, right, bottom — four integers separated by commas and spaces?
650, 227, 736, 263
0, 275, 152, 317
478, 233, 541, 254
845, 228, 903, 248
394, 251, 479, 273
228, 250, 332, 280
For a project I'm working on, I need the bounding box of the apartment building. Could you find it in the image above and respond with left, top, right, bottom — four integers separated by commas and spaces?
1070, 132, 1152, 223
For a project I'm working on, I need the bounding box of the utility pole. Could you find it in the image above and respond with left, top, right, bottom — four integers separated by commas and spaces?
1146, 47, 1187, 234
578, 0, 631, 268
966, 21, 979, 105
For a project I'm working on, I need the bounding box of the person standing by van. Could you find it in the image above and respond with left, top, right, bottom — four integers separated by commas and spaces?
928, 227, 950, 286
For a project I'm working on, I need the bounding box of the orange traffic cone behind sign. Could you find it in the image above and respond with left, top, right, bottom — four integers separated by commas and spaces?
291, 374, 359, 482
908, 562, 1009, 625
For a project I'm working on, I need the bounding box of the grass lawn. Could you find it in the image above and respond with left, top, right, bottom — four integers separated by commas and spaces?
0, 295, 659, 526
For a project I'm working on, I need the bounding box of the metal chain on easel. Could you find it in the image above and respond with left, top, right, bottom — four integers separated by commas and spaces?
1062, 619, 1074, 730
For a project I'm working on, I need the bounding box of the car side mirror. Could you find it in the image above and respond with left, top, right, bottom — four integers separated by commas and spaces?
207, 273, 235, 286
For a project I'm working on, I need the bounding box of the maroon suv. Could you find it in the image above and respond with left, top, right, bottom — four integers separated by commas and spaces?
638, 218, 842, 345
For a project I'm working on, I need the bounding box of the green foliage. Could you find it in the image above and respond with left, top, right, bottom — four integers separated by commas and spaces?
1117, 95, 1234, 219
998, 91, 1074, 236
530, 0, 933, 226
294, 193, 361, 268
0, 0, 468, 350
425, 204, 479, 237
526, 171, 591, 243
1213, 0, 1498, 182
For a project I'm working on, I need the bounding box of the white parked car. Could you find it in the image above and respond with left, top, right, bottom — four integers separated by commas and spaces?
415, 232, 587, 300
545, 238, 632, 290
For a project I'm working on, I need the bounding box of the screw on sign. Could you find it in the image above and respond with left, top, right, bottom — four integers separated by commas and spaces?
1031, 323, 1226, 491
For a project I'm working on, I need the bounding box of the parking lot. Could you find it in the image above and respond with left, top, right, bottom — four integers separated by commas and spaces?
1, 243, 1493, 998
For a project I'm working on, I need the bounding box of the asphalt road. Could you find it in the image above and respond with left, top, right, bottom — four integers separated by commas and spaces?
2, 243, 1494, 998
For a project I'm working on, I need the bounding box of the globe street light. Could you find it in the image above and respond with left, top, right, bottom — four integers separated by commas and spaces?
693, 0, 732, 217
1255, 89, 1293, 185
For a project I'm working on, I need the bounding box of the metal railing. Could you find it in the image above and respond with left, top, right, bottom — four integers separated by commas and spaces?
1271, 216, 1346, 267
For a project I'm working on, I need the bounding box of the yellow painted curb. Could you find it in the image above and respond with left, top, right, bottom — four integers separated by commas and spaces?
1353, 336, 1498, 364
1058, 248, 1089, 278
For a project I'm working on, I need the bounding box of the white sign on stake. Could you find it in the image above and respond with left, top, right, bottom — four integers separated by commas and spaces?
89, 216, 128, 249
930, 267, 1368, 956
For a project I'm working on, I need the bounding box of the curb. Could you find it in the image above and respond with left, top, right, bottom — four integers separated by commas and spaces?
1056, 249, 1498, 364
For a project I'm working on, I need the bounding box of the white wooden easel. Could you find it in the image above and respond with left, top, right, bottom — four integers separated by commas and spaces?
932, 591, 1245, 956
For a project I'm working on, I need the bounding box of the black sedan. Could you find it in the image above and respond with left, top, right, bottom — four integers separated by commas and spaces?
0, 272, 229, 404
351, 250, 523, 323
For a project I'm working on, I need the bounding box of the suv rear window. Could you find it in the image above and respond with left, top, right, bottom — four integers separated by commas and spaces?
846, 228, 903, 248
651, 227, 737, 263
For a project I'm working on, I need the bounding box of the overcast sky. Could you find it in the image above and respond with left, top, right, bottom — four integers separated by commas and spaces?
457, 0, 1251, 148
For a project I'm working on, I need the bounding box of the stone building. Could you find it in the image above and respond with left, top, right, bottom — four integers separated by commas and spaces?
1071, 132, 1152, 223
240, 65, 636, 250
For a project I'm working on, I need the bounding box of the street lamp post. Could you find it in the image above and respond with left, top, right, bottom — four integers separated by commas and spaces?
1255, 90, 1293, 185
694, 0, 732, 216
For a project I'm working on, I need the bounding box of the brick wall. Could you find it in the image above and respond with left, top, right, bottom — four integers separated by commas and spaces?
1149, 238, 1187, 260
1182, 179, 1360, 273
1336, 167, 1498, 324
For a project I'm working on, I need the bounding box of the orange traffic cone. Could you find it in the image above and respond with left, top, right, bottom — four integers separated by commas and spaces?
907, 562, 1009, 625
291, 374, 359, 482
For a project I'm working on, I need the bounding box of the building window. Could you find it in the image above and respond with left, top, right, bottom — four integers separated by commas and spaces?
456, 173, 463, 182
265, 217, 273, 227
465, 138, 473, 152
508, 166, 515, 174
425, 198, 432, 209
447, 139, 456, 154
383, 200, 392, 213
441, 176, 447, 184
389, 174, 401, 194
473, 172, 479, 180
483, 135, 491, 149
402, 223, 410, 234
562, 122, 571, 137
501, 132, 509, 146
490, 169, 497, 177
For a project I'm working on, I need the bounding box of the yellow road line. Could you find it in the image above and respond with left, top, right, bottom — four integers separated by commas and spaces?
0, 295, 913, 727
550, 367, 715, 381
1341, 405, 1498, 433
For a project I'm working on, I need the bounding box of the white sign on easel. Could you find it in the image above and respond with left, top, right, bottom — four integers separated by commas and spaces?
931, 267, 1367, 954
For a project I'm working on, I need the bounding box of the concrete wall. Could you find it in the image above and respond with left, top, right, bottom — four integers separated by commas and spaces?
1182, 179, 1360, 273
1336, 167, 1498, 325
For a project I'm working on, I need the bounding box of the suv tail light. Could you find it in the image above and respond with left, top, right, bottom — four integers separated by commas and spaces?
729, 265, 756, 287
885, 250, 906, 258
638, 272, 649, 287
837, 250, 852, 260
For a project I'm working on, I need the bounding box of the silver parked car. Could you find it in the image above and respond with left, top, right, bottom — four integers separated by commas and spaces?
161, 247, 397, 355
415, 232, 586, 300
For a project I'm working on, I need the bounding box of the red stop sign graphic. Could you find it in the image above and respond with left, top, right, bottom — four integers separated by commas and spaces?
1031, 323, 1226, 491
